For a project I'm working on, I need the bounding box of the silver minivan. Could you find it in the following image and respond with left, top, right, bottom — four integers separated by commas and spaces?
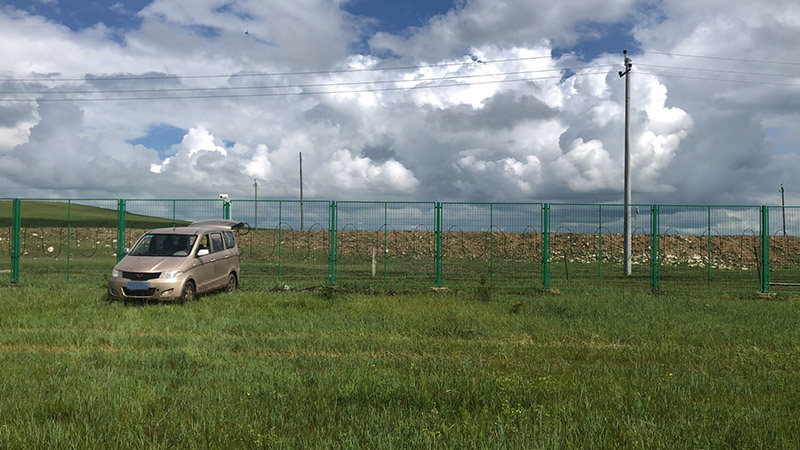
108, 220, 243, 302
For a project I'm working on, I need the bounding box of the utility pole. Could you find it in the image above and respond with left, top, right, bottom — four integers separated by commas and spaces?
619, 50, 633, 276
299, 152, 304, 231
780, 184, 786, 236
253, 179, 258, 230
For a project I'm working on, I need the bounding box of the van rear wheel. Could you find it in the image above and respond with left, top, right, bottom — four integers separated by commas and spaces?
180, 280, 196, 303
226, 273, 238, 293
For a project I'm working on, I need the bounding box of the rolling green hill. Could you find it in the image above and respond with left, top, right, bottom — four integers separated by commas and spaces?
0, 200, 191, 228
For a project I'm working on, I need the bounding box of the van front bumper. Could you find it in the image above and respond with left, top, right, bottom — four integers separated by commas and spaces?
108, 276, 185, 301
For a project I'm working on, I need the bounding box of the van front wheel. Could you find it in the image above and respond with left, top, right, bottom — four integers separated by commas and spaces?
180, 280, 196, 303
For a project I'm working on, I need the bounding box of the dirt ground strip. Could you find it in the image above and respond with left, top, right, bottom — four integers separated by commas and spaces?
5, 226, 800, 271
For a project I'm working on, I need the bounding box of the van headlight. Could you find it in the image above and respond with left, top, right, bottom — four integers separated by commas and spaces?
112, 268, 123, 278
160, 270, 183, 280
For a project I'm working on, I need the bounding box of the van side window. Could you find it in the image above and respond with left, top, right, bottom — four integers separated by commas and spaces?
210, 232, 224, 253
223, 231, 236, 249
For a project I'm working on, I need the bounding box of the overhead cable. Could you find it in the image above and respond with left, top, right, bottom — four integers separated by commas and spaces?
0, 55, 557, 83
637, 71, 800, 88
0, 71, 612, 102
0, 65, 613, 96
644, 51, 800, 67
637, 63, 800, 80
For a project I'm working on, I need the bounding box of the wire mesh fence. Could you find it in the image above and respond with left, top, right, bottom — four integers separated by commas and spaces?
658, 205, 763, 292
1, 199, 11, 284
230, 200, 331, 287
327, 202, 437, 289
768, 206, 800, 292
16, 199, 120, 284
548, 203, 653, 291
3, 198, 799, 294
441, 203, 543, 288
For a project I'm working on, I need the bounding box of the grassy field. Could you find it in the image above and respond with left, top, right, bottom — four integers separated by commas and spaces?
1, 285, 799, 448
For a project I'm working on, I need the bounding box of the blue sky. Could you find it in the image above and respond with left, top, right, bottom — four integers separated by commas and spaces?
4, 0, 150, 30
344, 0, 456, 34
6, 0, 458, 32
1, 1, 799, 205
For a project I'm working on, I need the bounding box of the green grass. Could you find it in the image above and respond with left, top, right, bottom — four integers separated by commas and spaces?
1, 286, 799, 448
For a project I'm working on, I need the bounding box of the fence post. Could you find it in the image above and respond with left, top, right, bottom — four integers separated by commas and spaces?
489, 203, 495, 286
598, 205, 603, 285
329, 201, 337, 286
277, 201, 283, 283
650, 204, 660, 292
11, 198, 21, 283
67, 200, 72, 282
542, 203, 550, 289
761, 206, 770, 293
116, 199, 126, 263
223, 199, 231, 220
434, 202, 442, 287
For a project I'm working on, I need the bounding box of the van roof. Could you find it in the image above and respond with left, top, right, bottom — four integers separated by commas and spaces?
146, 219, 245, 235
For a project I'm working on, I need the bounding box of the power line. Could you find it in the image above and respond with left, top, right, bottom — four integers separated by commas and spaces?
0, 70, 612, 102
637, 63, 800, 80
0, 55, 557, 83
0, 65, 613, 96
637, 71, 800, 88
644, 51, 800, 67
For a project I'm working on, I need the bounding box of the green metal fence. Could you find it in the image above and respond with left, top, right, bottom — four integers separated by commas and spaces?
3, 198, 798, 293
1, 199, 12, 284
16, 199, 120, 285
656, 205, 764, 293
768, 205, 800, 292
548, 203, 653, 291
230, 200, 331, 287
332, 202, 437, 289
440, 202, 543, 289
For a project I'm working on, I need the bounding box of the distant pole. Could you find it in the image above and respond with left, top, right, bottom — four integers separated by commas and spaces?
781, 184, 786, 236
619, 50, 633, 276
299, 152, 304, 231
253, 179, 258, 230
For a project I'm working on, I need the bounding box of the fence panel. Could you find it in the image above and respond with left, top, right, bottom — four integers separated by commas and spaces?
440, 203, 542, 288
334, 202, 436, 288
17, 199, 120, 284
768, 206, 800, 292
548, 204, 652, 290
1, 199, 11, 283
124, 199, 224, 250
231, 200, 330, 287
658, 205, 761, 292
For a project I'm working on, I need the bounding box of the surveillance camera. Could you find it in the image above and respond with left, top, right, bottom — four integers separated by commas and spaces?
219, 194, 229, 200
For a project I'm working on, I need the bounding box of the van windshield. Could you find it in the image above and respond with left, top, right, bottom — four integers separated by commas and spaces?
130, 234, 197, 257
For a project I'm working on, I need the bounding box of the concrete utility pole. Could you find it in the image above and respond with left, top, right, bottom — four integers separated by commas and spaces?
253, 179, 258, 230
618, 50, 633, 276
299, 152, 304, 231
781, 184, 786, 236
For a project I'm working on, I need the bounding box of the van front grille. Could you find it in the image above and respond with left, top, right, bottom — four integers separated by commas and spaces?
122, 272, 161, 281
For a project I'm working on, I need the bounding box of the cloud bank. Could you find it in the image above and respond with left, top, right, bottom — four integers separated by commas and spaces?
1, 0, 799, 206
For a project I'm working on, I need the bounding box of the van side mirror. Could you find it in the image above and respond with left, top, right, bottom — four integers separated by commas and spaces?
197, 249, 210, 257
123, 248, 130, 255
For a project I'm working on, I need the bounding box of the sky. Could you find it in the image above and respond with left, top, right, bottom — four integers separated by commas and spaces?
1, 0, 799, 206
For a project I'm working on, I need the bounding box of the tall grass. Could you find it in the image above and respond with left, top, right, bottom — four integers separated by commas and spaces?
1, 285, 799, 448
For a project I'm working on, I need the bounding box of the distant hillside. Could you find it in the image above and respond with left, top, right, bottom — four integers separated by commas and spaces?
0, 201, 191, 228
